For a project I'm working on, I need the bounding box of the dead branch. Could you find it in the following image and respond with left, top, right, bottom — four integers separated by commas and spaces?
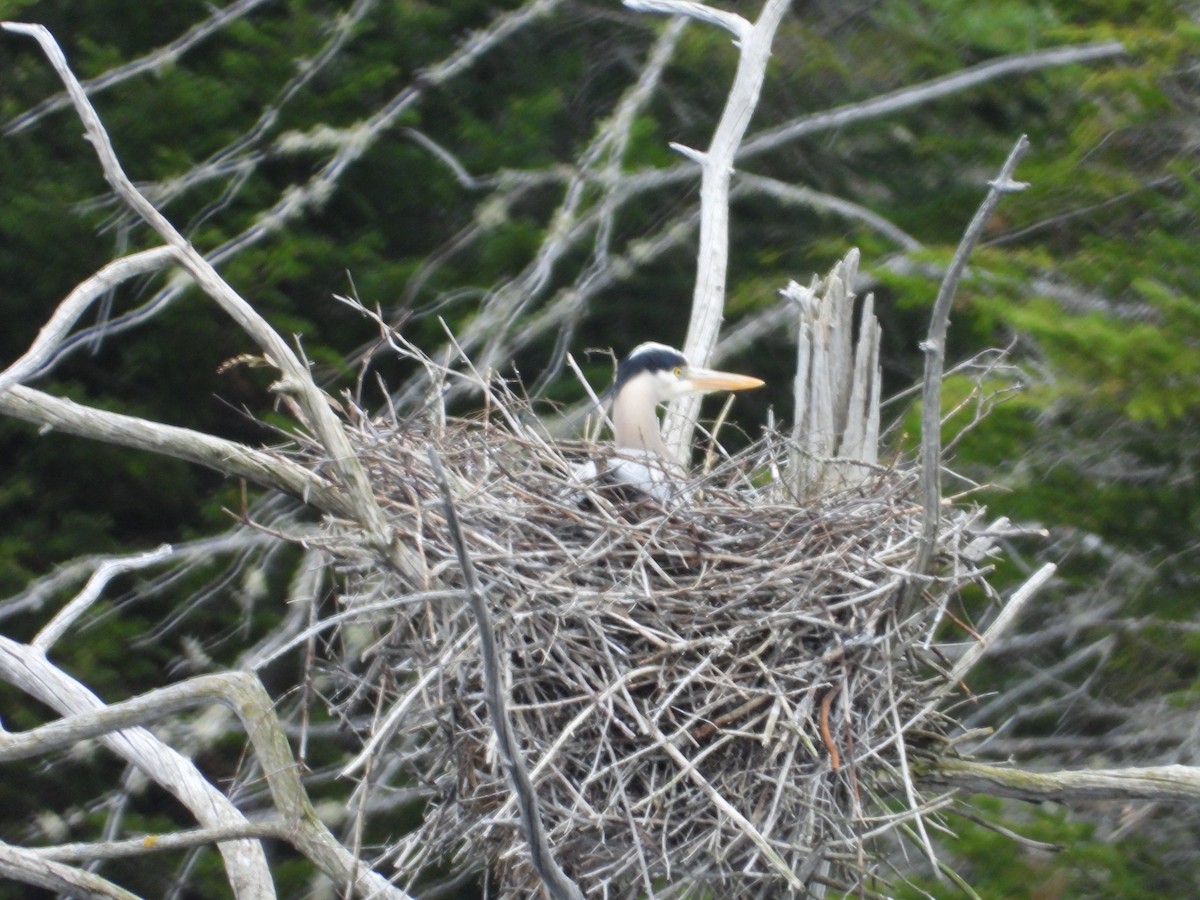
0, 637, 274, 899
0, 384, 354, 519
651, 0, 793, 461
922, 758, 1200, 803
146, 0, 381, 215
738, 172, 924, 251
0, 841, 140, 900
741, 43, 1122, 158
33, 544, 173, 652
909, 135, 1029, 593
784, 249, 882, 497
3, 23, 389, 541
623, 1, 749, 40
35, 823, 291, 863
945, 561, 1057, 688
409, 15, 687, 402
0, 246, 174, 394
0, 657, 415, 900
144, 0, 569, 285
3, 0, 271, 136
3, 22, 441, 588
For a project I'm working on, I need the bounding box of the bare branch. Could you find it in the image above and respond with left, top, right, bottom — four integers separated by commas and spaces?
440, 15, 686, 392
147, 0, 382, 214
21, 34, 1123, 391
33, 544, 174, 652
36, 823, 291, 863
908, 135, 1029, 590
428, 450, 585, 900
785, 250, 882, 496
737, 172, 923, 251
0, 637, 274, 898
0, 384, 355, 519
0, 247, 175, 394
0, 529, 280, 625
944, 562, 1057, 688
3, 0, 273, 135
661, 0, 792, 460
2, 23, 392, 549
191, 0, 568, 265
624, 0, 750, 41
741, 42, 1124, 158
922, 759, 1200, 803
0, 659, 415, 900
0, 841, 140, 900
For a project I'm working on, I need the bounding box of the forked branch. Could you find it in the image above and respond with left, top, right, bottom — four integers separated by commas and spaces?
0, 648, 414, 900
633, 0, 792, 460
1, 22, 395, 561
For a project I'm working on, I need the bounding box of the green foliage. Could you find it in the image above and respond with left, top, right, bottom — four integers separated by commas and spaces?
895, 798, 1200, 898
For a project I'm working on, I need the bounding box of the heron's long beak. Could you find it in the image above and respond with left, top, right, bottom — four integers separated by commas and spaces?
684, 366, 765, 393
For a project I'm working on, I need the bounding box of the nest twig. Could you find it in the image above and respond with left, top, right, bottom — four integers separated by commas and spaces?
280, 369, 995, 898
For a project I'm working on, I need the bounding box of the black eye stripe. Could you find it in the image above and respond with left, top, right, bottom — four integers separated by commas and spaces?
614, 346, 688, 392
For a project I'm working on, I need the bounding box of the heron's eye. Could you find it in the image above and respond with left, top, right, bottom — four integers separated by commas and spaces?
672, 366, 683, 378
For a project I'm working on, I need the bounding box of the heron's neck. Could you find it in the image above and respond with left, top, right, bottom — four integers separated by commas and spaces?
613, 380, 673, 460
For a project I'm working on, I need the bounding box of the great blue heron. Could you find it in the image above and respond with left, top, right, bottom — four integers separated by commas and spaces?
575, 342, 765, 502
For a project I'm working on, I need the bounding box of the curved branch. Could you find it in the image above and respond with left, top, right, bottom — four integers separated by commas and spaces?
33, 544, 174, 651
623, 0, 749, 40
0, 246, 176, 394
0, 660, 415, 900
0, 638, 274, 899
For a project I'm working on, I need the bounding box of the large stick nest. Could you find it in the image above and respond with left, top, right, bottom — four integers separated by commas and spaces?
297, 382, 989, 897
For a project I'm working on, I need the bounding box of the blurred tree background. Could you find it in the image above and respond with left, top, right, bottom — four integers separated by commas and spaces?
1, 0, 1198, 895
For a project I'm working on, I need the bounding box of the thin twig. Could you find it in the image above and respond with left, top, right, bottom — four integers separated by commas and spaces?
741, 45, 1121, 159
34, 822, 292, 862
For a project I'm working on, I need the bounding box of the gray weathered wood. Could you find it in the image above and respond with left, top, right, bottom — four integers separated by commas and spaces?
785, 249, 882, 497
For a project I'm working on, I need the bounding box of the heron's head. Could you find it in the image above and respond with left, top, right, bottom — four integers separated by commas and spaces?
614, 342, 764, 406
